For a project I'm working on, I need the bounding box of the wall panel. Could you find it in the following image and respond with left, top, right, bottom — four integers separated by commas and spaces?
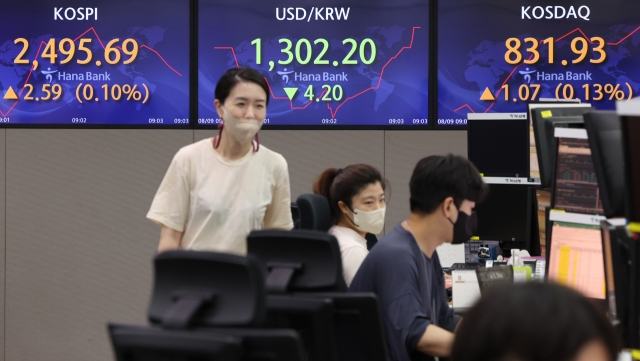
4, 129, 193, 361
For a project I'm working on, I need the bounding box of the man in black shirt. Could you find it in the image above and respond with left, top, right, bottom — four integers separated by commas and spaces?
349, 154, 488, 361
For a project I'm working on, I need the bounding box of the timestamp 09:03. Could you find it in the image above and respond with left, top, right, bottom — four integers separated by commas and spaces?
389, 118, 429, 125
388, 119, 430, 125
148, 118, 191, 124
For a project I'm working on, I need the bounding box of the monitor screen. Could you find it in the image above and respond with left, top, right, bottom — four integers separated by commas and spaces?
197, 0, 429, 127
473, 184, 530, 242
436, 0, 640, 128
0, 0, 191, 126
468, 113, 529, 177
553, 137, 605, 215
528, 103, 591, 180
601, 222, 618, 319
548, 221, 605, 300
532, 109, 587, 188
584, 111, 625, 218
622, 116, 640, 223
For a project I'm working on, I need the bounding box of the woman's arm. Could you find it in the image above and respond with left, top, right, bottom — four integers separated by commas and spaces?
264, 157, 294, 229
158, 225, 184, 253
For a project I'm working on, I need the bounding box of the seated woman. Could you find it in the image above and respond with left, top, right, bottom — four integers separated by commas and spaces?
452, 282, 619, 361
313, 164, 386, 286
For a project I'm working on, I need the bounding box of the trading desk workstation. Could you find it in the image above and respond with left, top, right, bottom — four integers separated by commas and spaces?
2, 0, 640, 360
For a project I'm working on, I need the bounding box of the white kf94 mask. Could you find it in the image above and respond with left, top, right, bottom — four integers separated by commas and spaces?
352, 207, 386, 234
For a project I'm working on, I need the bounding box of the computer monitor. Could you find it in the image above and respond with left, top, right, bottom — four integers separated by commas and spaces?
547, 221, 605, 300
631, 236, 640, 349
108, 323, 242, 361
584, 111, 625, 218
467, 113, 529, 177
265, 295, 339, 361
213, 328, 307, 361
552, 136, 605, 215
247, 229, 345, 293
601, 221, 631, 327
532, 107, 591, 188
621, 115, 640, 223
528, 103, 591, 180
303, 293, 389, 361
147, 251, 267, 328
473, 184, 531, 243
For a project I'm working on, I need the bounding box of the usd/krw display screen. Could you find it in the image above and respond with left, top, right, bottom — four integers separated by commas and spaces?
437, 0, 640, 127
198, 0, 429, 127
0, 0, 190, 126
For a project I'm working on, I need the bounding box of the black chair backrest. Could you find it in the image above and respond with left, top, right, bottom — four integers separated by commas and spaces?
291, 202, 301, 229
148, 251, 267, 328
109, 323, 308, 361
108, 323, 242, 361
296, 194, 332, 232
247, 229, 346, 293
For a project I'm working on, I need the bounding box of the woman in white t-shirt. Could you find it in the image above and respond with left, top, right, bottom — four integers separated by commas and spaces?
147, 67, 294, 254
313, 164, 387, 286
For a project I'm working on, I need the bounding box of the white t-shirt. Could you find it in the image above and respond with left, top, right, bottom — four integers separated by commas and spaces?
147, 138, 294, 254
329, 225, 369, 287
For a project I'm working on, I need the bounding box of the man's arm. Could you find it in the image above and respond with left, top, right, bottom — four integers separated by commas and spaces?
415, 324, 455, 357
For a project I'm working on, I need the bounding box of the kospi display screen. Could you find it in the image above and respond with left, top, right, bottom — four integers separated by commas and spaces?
437, 0, 640, 127
198, 0, 429, 127
0, 0, 190, 126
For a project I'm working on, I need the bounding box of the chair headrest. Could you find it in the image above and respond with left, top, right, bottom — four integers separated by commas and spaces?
296, 194, 332, 232
148, 251, 267, 328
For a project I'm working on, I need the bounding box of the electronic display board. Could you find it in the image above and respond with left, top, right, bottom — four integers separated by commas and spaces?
0, 0, 190, 126
437, 0, 640, 127
198, 0, 430, 127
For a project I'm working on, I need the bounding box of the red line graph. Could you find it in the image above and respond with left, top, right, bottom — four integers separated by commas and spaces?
215, 26, 422, 118
452, 25, 640, 115
1, 27, 182, 117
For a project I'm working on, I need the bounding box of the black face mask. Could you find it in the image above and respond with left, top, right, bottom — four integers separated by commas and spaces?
448, 204, 478, 245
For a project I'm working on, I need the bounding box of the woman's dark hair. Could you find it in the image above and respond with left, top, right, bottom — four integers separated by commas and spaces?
313, 164, 386, 225
452, 282, 619, 361
215, 67, 270, 105
410, 154, 488, 214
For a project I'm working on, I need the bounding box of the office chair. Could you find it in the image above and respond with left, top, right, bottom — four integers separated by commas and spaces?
108, 251, 307, 361
291, 202, 301, 229
248, 229, 351, 361
296, 194, 332, 232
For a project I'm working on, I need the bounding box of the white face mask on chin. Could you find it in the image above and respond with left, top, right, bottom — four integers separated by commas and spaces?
222, 107, 262, 144
352, 207, 386, 234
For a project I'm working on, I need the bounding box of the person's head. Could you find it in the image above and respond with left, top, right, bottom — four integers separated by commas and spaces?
313, 164, 387, 235
213, 67, 270, 147
409, 154, 488, 244
452, 282, 619, 361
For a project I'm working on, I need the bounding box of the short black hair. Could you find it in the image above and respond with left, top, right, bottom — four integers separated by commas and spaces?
452, 283, 619, 361
214, 67, 270, 105
409, 154, 488, 214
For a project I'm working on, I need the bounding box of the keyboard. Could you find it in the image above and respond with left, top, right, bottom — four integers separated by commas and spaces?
448, 262, 481, 271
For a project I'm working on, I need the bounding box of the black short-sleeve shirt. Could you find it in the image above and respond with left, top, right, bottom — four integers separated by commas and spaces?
349, 224, 461, 361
